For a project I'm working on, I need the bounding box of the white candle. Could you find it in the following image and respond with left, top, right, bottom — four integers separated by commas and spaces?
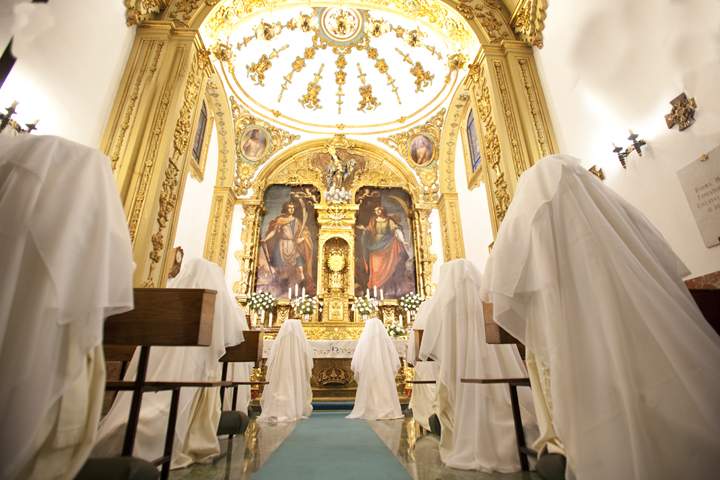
373, 285, 377, 298
269, 312, 273, 328
295, 283, 299, 297
301, 286, 305, 297
288, 287, 292, 299
366, 288, 370, 298
399, 314, 403, 326
380, 289, 384, 301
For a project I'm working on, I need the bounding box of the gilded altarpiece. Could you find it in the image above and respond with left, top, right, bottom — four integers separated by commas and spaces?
234, 138, 435, 341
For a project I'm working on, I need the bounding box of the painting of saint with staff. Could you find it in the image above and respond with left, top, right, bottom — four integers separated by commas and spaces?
255, 185, 319, 298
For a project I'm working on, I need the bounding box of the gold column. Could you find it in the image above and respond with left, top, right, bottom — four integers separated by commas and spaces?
102, 22, 211, 287
234, 199, 263, 299
203, 186, 236, 269
503, 41, 558, 160
413, 205, 437, 296
437, 192, 465, 260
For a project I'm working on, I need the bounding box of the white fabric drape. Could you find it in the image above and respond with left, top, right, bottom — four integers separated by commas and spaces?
93, 259, 245, 469
407, 300, 439, 431
481, 154, 720, 480
419, 259, 536, 472
259, 319, 314, 422
0, 135, 134, 480
347, 317, 403, 420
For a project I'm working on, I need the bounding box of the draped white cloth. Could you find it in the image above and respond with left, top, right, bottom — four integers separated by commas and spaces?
407, 300, 439, 431
481, 154, 720, 480
419, 259, 536, 472
94, 258, 245, 469
347, 317, 403, 420
259, 319, 314, 422
0, 135, 134, 480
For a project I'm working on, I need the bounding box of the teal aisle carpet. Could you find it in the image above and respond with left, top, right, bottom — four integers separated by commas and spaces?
252, 412, 411, 480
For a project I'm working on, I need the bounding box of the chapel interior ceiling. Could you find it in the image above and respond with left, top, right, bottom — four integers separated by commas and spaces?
200, 0, 480, 137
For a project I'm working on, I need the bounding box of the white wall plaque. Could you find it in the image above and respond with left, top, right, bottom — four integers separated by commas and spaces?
677, 145, 720, 248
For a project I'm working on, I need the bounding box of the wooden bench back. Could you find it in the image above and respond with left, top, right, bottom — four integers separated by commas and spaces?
690, 289, 720, 334
104, 288, 216, 346
219, 330, 264, 367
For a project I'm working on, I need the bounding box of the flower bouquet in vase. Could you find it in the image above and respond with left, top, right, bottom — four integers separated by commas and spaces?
386, 320, 407, 338
290, 294, 321, 322
352, 296, 379, 321
399, 292, 424, 325
247, 291, 276, 327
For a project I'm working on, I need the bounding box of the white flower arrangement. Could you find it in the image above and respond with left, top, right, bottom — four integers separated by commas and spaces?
352, 296, 379, 317
290, 294, 321, 316
247, 291, 276, 313
386, 321, 407, 338
399, 292, 423, 314
326, 186, 351, 204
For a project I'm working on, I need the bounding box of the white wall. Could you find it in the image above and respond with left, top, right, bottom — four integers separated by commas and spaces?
0, 0, 133, 147
174, 127, 219, 261
455, 134, 495, 270
534, 0, 720, 277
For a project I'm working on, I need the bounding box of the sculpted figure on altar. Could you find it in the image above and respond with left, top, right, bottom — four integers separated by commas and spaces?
355, 187, 417, 298
256, 185, 319, 297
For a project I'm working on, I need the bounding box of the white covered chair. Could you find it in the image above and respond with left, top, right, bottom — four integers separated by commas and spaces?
481, 154, 720, 480
0, 135, 134, 480
419, 259, 536, 472
93, 258, 245, 469
347, 317, 403, 420
258, 319, 313, 422
406, 300, 439, 432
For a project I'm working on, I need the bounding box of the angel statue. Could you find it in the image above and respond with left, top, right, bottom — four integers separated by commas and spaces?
325, 145, 356, 191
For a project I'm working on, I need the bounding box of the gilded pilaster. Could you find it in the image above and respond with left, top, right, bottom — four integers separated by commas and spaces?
234, 199, 262, 298
504, 41, 558, 160
437, 192, 465, 260
203, 186, 237, 269
413, 205, 437, 296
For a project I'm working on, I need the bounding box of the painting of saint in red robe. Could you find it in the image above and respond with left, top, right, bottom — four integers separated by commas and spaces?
355, 188, 416, 298
255, 185, 319, 298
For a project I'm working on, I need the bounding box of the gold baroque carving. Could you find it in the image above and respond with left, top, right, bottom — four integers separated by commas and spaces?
476, 66, 511, 222
511, 0, 548, 48
517, 57, 552, 157
230, 96, 299, 165
145, 48, 210, 285
492, 60, 527, 175
124, 0, 170, 26
456, 0, 515, 43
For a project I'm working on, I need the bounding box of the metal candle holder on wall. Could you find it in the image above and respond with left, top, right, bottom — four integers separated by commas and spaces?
0, 101, 39, 135
612, 130, 647, 169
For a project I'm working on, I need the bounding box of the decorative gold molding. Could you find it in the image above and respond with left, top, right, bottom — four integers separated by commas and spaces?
455, 0, 515, 43
492, 59, 529, 175
437, 192, 464, 260
511, 0, 548, 48
516, 56, 554, 157
204, 186, 236, 268
438, 88, 471, 194
145, 46, 211, 285
125, 0, 170, 26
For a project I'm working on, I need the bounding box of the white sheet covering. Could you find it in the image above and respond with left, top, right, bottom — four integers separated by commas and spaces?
0, 135, 134, 480
259, 319, 314, 422
93, 258, 245, 469
347, 317, 403, 420
407, 300, 439, 431
419, 259, 536, 472
481, 154, 720, 480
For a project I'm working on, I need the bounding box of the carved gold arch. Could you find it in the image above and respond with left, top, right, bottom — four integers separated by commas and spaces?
107, 0, 555, 288
233, 137, 436, 304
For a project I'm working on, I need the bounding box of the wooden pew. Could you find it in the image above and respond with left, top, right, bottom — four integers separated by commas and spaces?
103, 288, 232, 480
218, 329, 266, 413
463, 301, 535, 471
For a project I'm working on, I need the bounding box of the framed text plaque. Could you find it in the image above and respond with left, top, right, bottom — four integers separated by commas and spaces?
677, 145, 720, 248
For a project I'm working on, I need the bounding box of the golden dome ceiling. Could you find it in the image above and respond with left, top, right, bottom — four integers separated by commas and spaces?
202, 1, 479, 135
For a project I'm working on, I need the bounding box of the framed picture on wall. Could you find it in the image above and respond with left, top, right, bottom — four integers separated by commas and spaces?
189, 100, 212, 180
467, 110, 481, 172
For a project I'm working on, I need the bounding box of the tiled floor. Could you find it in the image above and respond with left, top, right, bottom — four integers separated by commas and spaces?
170, 414, 540, 479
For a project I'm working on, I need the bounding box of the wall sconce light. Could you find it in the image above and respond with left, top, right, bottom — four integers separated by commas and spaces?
612, 130, 647, 169
665, 92, 697, 131
0, 101, 39, 135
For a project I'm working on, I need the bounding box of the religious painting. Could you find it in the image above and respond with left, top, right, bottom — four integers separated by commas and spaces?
467, 110, 482, 172
240, 126, 269, 161
354, 187, 416, 298
409, 134, 435, 166
255, 185, 320, 298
